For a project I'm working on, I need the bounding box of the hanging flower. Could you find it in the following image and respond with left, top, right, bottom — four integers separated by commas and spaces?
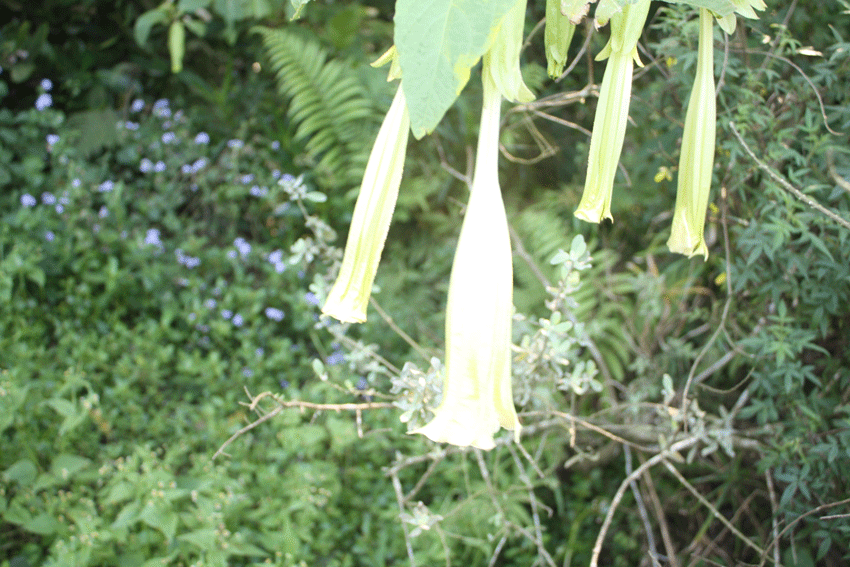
667, 9, 715, 259
322, 83, 410, 322
413, 8, 530, 449
574, 0, 651, 223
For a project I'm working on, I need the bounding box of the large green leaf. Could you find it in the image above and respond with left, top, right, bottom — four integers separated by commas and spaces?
394, 0, 518, 138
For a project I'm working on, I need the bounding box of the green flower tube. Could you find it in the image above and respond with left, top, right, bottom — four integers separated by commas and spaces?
413, 68, 520, 450
322, 85, 410, 322
574, 0, 650, 223
668, 8, 716, 259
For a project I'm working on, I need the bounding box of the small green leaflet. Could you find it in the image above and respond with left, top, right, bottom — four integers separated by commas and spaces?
394, 0, 519, 139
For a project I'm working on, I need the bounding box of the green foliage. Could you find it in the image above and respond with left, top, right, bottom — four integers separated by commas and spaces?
254, 26, 385, 189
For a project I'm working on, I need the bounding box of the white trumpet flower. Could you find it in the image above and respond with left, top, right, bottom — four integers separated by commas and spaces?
322, 84, 410, 322
574, 0, 651, 223
413, 68, 520, 451
668, 9, 715, 259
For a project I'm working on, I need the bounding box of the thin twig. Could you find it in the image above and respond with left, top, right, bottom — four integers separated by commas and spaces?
212, 399, 393, 459
765, 469, 782, 567
590, 437, 700, 567
661, 459, 772, 562
391, 471, 418, 567
758, 498, 850, 567
625, 446, 661, 566
729, 122, 850, 230
370, 296, 431, 361
639, 453, 681, 567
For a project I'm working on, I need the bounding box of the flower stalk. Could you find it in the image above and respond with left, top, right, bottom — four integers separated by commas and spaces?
322, 84, 410, 322
574, 0, 650, 223
667, 8, 716, 259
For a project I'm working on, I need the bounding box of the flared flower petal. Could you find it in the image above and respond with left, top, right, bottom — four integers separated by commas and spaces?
413, 68, 520, 451
322, 85, 410, 322
668, 9, 716, 259
574, 0, 650, 223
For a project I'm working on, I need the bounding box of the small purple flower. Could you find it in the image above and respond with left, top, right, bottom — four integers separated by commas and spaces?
188, 312, 197, 322
227, 139, 243, 149
124, 121, 140, 131
304, 292, 320, 306
20, 194, 36, 207
232, 314, 244, 327
221, 309, 233, 320
227, 250, 237, 259
255, 347, 265, 357
55, 204, 64, 214
131, 99, 145, 113
45, 231, 55, 242
98, 206, 109, 218
265, 307, 285, 321
181, 164, 193, 175
272, 169, 281, 179
144, 229, 162, 247
41, 192, 56, 205
240, 173, 254, 185
194, 132, 210, 145
98, 180, 114, 193
59, 193, 69, 205
355, 377, 368, 390
154, 161, 166, 173
233, 237, 251, 258
242, 368, 254, 378
184, 257, 200, 268
46, 134, 60, 146
249, 185, 268, 197
35, 93, 52, 111
72, 178, 81, 188
268, 249, 283, 264
162, 132, 176, 144
279, 379, 290, 389
40, 79, 53, 92
140, 158, 154, 173
153, 99, 171, 118
204, 298, 217, 309
325, 351, 346, 366
192, 158, 207, 172
271, 141, 280, 150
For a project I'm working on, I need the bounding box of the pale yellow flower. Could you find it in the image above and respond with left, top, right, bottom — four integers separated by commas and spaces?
668, 9, 715, 259
574, 0, 650, 223
413, 68, 519, 450
322, 84, 409, 322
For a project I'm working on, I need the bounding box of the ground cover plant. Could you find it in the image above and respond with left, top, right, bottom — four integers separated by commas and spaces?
2, 0, 850, 566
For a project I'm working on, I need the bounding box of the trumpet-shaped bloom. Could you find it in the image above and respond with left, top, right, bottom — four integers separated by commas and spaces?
413, 69, 520, 451
574, 0, 650, 223
668, 9, 715, 259
322, 85, 410, 322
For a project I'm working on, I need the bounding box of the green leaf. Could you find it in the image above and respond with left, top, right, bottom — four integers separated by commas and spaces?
24, 513, 60, 535
135, 7, 171, 46
51, 454, 92, 479
179, 0, 213, 12
3, 459, 37, 486
394, 0, 518, 138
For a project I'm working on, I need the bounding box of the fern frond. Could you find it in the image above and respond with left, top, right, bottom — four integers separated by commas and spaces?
254, 26, 380, 188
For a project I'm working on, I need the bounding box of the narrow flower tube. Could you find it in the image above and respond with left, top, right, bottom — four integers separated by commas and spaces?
574, 0, 650, 223
322, 85, 410, 322
668, 9, 716, 259
413, 68, 520, 450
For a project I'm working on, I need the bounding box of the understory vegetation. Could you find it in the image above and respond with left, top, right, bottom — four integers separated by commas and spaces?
1, 0, 849, 566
